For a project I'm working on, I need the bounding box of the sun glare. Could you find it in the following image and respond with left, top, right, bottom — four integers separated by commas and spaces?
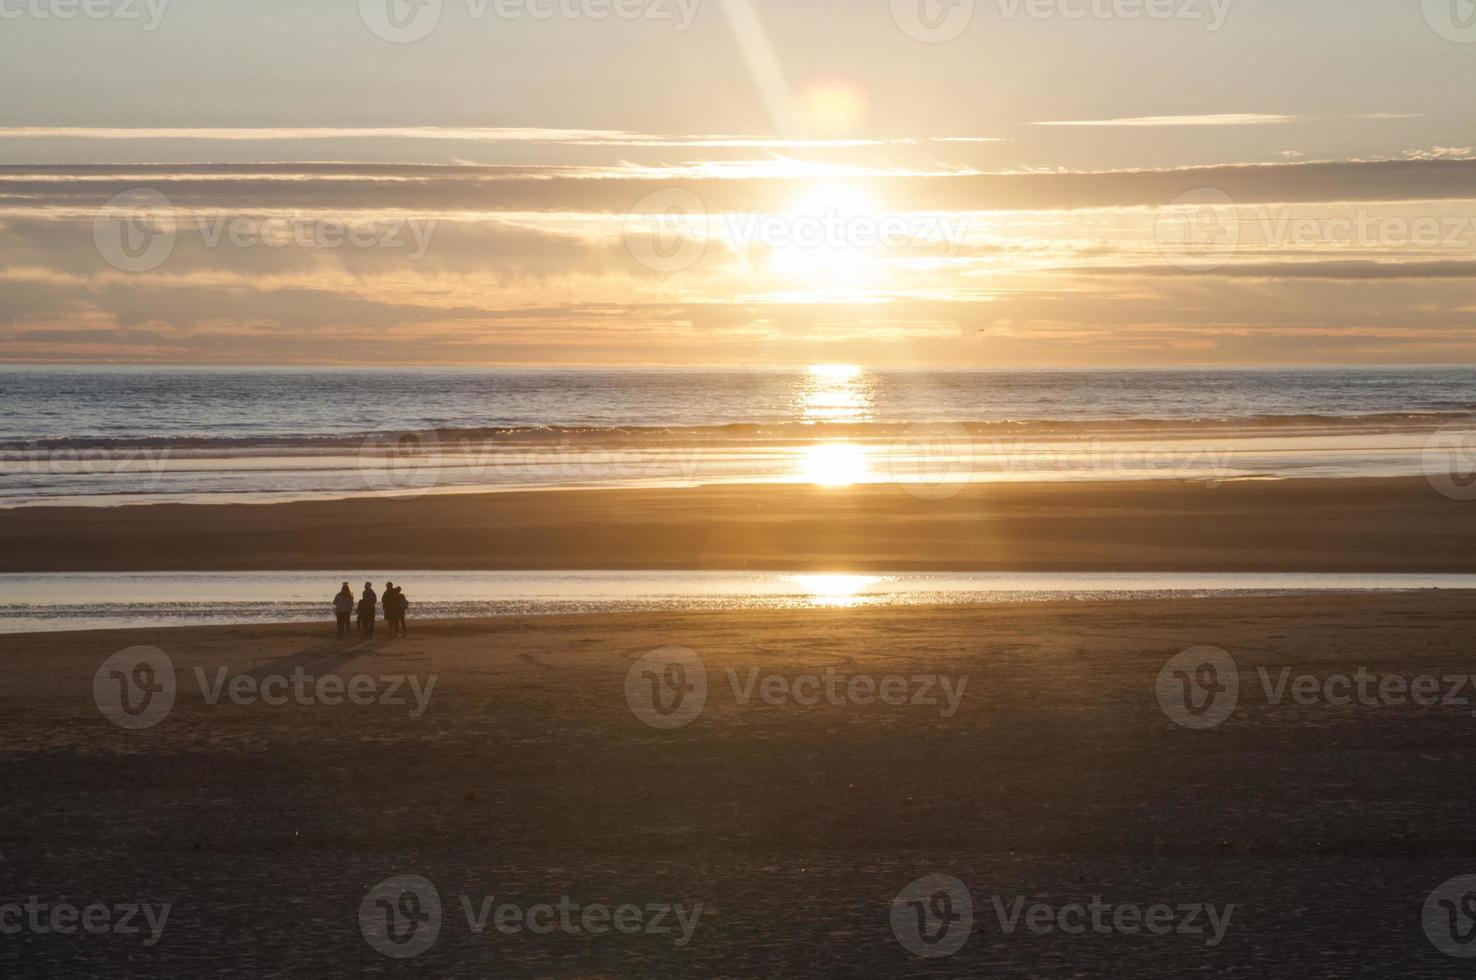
801, 442, 870, 486
800, 363, 873, 423
766, 183, 883, 289
792, 573, 880, 608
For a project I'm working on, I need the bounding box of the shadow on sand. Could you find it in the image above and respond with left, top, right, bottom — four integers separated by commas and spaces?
244, 635, 386, 682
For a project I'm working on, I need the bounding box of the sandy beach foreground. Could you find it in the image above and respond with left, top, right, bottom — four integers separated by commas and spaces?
3, 594, 1474, 976
3, 475, 1476, 573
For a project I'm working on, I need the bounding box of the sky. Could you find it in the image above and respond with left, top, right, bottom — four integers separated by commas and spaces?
3, 0, 1476, 366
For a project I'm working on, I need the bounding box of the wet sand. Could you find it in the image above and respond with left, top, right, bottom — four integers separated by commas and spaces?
2, 475, 1475, 572
3, 594, 1474, 976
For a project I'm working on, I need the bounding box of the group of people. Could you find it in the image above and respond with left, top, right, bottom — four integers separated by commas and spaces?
332, 581, 410, 639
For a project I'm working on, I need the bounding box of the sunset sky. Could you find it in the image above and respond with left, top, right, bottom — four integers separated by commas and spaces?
4, 0, 1476, 365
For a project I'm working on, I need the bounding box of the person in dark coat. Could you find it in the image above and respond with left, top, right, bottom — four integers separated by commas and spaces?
333, 582, 354, 639
358, 581, 378, 638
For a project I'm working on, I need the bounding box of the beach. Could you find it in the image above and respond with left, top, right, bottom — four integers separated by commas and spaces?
4, 368, 1476, 975
4, 593, 1473, 976
2, 475, 1474, 573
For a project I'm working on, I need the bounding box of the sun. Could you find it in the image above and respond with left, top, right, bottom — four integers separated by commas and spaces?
767, 183, 882, 287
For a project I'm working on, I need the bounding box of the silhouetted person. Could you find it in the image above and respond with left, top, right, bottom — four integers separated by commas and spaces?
358, 581, 377, 638
383, 582, 400, 638
333, 582, 354, 639
395, 587, 410, 637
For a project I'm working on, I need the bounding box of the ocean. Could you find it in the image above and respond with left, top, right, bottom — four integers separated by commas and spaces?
4, 570, 1475, 634
2, 364, 1474, 506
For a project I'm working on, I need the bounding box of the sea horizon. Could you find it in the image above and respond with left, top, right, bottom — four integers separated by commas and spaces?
2, 363, 1473, 506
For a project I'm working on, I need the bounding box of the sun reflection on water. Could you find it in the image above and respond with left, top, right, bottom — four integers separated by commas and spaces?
791, 573, 882, 608
799, 363, 873, 423
800, 442, 871, 486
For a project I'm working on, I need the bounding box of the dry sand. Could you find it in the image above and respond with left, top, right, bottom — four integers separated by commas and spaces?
3, 475, 1475, 572
3, 594, 1475, 976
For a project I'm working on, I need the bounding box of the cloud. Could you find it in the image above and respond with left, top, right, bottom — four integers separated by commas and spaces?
1072, 260, 1476, 280
0, 126, 1000, 150
7, 158, 1476, 216
6, 156, 1476, 364
1031, 113, 1298, 128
